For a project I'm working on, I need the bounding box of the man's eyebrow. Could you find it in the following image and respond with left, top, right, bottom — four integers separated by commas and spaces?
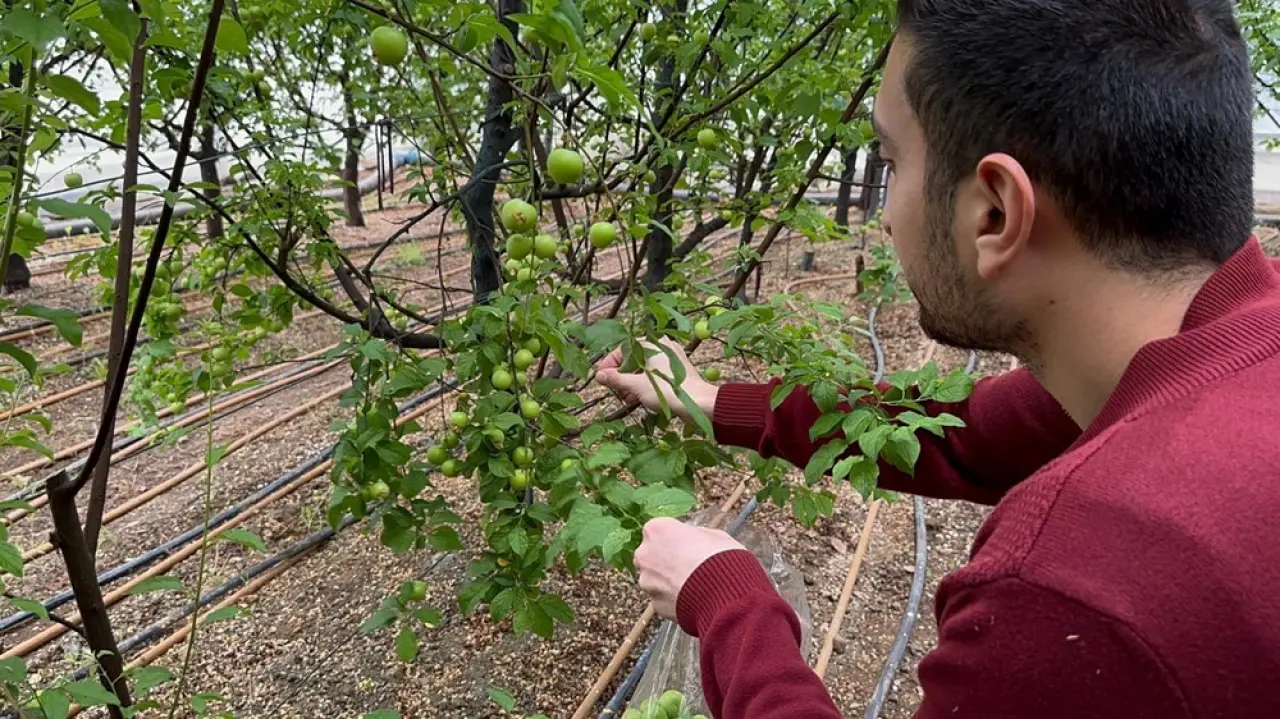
871, 114, 894, 150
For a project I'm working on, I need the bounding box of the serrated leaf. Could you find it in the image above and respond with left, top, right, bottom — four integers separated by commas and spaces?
883, 427, 922, 475
576, 514, 622, 555
0, 656, 25, 684
803, 440, 848, 485
586, 441, 630, 468
362, 711, 401, 719
126, 575, 184, 595
0, 342, 36, 377
487, 687, 517, 712
770, 382, 798, 410
858, 424, 891, 461
360, 605, 397, 635
508, 528, 529, 556
525, 600, 554, 637
427, 526, 463, 551
848, 456, 880, 498
811, 381, 839, 413
130, 666, 173, 696
201, 605, 243, 625
415, 606, 442, 628
601, 527, 630, 563
216, 528, 265, 553
0, 542, 24, 577
0, 8, 66, 51
933, 371, 975, 403
214, 18, 249, 55
62, 679, 121, 707
489, 587, 520, 622
8, 596, 48, 620
584, 319, 628, 353
639, 487, 695, 517
395, 626, 419, 663
842, 408, 876, 439
36, 198, 111, 237
809, 412, 844, 440
539, 593, 574, 623
43, 74, 100, 115
573, 58, 636, 110
35, 688, 70, 719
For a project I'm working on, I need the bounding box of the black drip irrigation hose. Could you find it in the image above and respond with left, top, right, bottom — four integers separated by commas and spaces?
2, 356, 334, 505
66, 513, 359, 683
597, 303, 888, 717
0, 388, 447, 634
863, 350, 976, 717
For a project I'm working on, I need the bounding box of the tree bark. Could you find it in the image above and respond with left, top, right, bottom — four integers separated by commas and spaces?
642, 9, 685, 292
460, 0, 524, 303
340, 72, 366, 228
197, 120, 224, 240
2, 22, 30, 292
858, 141, 885, 217
834, 145, 859, 227
48, 476, 132, 717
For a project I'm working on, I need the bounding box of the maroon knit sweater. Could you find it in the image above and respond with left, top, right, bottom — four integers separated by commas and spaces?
678, 237, 1280, 719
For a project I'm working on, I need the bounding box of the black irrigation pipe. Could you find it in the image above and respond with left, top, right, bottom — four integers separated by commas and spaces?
0, 388, 448, 634
2, 356, 336, 506
66, 512, 360, 683
864, 348, 977, 718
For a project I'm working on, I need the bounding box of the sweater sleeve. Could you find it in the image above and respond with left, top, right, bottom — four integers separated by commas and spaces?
675, 549, 842, 719
712, 368, 1080, 505
678, 557, 1187, 719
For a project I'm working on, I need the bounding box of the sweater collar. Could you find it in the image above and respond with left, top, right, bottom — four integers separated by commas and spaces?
1079, 236, 1280, 443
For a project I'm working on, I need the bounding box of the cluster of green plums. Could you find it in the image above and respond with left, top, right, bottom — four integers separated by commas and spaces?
625, 690, 707, 719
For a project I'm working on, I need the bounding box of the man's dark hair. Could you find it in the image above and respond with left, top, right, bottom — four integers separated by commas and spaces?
897, 0, 1255, 270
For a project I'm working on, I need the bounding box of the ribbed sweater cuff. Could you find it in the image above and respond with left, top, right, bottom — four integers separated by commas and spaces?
676, 548, 777, 638
712, 382, 773, 450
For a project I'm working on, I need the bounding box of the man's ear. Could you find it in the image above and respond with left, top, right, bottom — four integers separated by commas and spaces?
960, 153, 1035, 280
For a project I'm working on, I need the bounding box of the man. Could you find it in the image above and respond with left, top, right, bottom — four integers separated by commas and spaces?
595, 1, 1280, 717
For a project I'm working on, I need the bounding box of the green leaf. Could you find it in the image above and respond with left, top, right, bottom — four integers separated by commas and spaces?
811, 381, 839, 413
201, 606, 243, 625
360, 605, 397, 635
125, 575, 184, 595
0, 342, 37, 377
586, 441, 630, 468
584, 319, 628, 353
0, 542, 23, 577
525, 600, 554, 638
415, 606, 442, 628
0, 656, 25, 684
803, 440, 848, 485
214, 18, 249, 55
3, 430, 54, 460
216, 528, 265, 553
770, 382, 798, 410
858, 424, 891, 461
842, 408, 875, 439
0, 8, 66, 51
129, 666, 174, 696
489, 587, 520, 622
8, 596, 48, 621
35, 688, 70, 719
81, 17, 133, 62
361, 711, 401, 719
574, 59, 636, 110
508, 527, 529, 556
638, 487, 695, 517
809, 412, 844, 440
601, 527, 630, 563
883, 427, 922, 475
576, 514, 622, 555
933, 370, 975, 403
62, 679, 122, 707
427, 526, 463, 551
848, 456, 880, 497
42, 75, 100, 115
627, 448, 685, 485
36, 199, 112, 237
539, 593, 574, 623
487, 688, 517, 712
395, 626, 419, 663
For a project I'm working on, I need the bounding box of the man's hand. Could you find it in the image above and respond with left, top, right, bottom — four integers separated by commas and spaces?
594, 337, 719, 423
635, 517, 747, 619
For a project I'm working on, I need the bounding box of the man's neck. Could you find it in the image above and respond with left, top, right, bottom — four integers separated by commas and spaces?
1021, 264, 1215, 429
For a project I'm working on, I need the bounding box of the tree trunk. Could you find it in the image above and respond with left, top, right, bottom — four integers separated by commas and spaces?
2, 29, 29, 292
197, 121, 224, 239
338, 68, 366, 227
858, 141, 885, 218
834, 146, 859, 227
461, 0, 524, 303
